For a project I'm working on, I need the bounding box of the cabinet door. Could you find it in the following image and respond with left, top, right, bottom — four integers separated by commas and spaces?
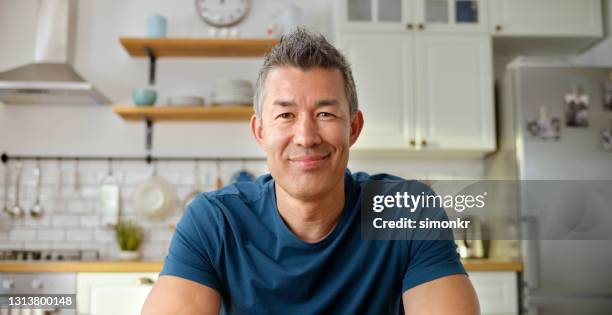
337, 33, 415, 150
77, 272, 159, 315
468, 271, 519, 315
90, 285, 153, 315
414, 0, 489, 34
414, 35, 495, 151
489, 0, 602, 37
336, 0, 413, 32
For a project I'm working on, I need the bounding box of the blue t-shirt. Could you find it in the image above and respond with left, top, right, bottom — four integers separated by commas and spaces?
161, 170, 465, 314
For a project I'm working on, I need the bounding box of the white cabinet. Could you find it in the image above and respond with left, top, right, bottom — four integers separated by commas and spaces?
469, 271, 519, 315
489, 0, 603, 37
336, 0, 411, 32
77, 272, 158, 315
414, 35, 494, 150
337, 0, 489, 34
338, 33, 495, 153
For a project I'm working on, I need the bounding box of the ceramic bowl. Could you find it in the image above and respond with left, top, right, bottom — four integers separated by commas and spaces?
132, 88, 157, 106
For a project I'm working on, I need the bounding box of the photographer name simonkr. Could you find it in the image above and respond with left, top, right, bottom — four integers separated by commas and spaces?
373, 217, 471, 229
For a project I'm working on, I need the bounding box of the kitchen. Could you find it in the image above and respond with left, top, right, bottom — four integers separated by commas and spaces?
0, 0, 611, 314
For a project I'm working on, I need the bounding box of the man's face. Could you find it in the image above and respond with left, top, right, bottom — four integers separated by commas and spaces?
251, 66, 363, 201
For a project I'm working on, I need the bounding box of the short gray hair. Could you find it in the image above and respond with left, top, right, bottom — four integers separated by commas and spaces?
253, 28, 358, 121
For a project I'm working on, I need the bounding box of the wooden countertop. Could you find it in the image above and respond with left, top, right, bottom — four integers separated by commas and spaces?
462, 259, 523, 272
0, 260, 522, 273
0, 261, 164, 273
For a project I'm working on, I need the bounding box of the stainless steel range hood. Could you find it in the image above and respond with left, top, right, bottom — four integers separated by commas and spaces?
0, 0, 110, 105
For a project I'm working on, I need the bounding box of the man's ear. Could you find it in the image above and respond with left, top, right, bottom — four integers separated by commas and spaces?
349, 110, 364, 147
250, 114, 265, 147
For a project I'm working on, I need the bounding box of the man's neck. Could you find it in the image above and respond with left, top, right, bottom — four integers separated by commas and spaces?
275, 180, 345, 243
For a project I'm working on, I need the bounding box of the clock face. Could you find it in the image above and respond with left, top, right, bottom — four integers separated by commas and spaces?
195, 0, 250, 27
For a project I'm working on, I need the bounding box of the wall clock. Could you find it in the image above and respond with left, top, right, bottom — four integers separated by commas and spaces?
195, 0, 250, 27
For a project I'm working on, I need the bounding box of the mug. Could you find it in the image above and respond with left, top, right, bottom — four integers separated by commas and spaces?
147, 15, 167, 38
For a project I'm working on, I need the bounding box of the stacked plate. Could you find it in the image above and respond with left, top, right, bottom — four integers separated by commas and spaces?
211, 79, 253, 106
167, 95, 205, 107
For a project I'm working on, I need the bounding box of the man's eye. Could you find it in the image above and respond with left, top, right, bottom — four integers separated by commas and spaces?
276, 113, 294, 119
317, 112, 335, 118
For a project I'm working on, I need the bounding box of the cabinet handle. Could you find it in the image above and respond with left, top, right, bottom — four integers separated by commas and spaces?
136, 277, 155, 285
406, 23, 414, 30
418, 23, 425, 30
421, 139, 428, 146
409, 139, 416, 146
495, 24, 502, 32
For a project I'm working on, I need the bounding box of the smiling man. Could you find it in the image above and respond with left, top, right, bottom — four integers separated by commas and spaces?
142, 28, 479, 315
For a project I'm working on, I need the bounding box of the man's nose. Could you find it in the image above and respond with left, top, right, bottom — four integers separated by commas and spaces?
293, 115, 322, 147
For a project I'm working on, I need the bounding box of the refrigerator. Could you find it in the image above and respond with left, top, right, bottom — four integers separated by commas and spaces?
486, 57, 612, 315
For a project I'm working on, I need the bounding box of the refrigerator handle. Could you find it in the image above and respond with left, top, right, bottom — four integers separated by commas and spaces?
521, 215, 540, 289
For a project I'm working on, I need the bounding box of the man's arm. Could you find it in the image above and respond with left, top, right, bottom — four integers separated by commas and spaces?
403, 274, 479, 315
142, 275, 221, 315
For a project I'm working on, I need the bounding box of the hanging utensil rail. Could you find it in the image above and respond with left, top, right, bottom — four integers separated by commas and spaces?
0, 153, 266, 164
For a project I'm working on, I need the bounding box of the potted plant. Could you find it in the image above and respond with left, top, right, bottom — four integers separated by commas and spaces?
115, 221, 143, 261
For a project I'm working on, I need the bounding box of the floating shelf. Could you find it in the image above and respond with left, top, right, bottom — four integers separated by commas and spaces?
119, 37, 279, 58
113, 106, 254, 122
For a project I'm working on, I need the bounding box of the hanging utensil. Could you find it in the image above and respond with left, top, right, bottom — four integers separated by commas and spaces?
215, 160, 223, 189
2, 161, 10, 216
10, 161, 24, 217
30, 159, 44, 218
56, 159, 65, 212
73, 158, 82, 198
133, 160, 177, 218
100, 158, 120, 227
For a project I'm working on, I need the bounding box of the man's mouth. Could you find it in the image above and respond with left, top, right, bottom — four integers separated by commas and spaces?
288, 154, 330, 170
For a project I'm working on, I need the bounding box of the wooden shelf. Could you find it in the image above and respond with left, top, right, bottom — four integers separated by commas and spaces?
119, 37, 279, 58
113, 106, 254, 122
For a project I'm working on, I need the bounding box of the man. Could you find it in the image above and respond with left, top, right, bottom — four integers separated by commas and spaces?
142, 28, 479, 314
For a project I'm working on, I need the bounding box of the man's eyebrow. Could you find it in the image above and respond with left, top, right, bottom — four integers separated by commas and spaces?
271, 99, 340, 107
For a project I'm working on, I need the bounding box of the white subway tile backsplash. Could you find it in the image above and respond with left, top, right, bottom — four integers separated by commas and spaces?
23, 216, 52, 228
51, 242, 80, 250
66, 229, 93, 242
9, 228, 36, 241
37, 228, 65, 241
149, 229, 174, 242
52, 214, 81, 227
123, 171, 151, 185
93, 229, 115, 243
80, 214, 100, 228
80, 186, 100, 199
0, 242, 23, 250
24, 242, 51, 250
157, 172, 180, 183
140, 243, 167, 261
66, 200, 94, 213
0, 157, 482, 261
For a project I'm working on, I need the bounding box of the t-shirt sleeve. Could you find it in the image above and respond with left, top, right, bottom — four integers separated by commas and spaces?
401, 182, 466, 292
160, 194, 223, 293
